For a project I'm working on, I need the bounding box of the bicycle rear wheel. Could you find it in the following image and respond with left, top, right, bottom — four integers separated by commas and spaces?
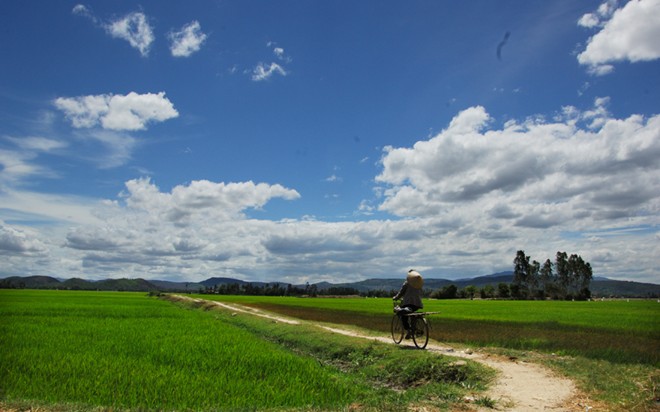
411, 317, 429, 349
391, 314, 404, 344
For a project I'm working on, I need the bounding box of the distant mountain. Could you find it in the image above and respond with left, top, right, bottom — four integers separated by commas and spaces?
0, 276, 61, 289
61, 277, 93, 290
1, 272, 658, 297
199, 277, 249, 287
322, 278, 455, 293
0, 276, 160, 292
591, 279, 660, 298
150, 280, 204, 291
94, 278, 157, 292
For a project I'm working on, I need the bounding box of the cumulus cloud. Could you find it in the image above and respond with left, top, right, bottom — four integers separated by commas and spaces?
168, 21, 207, 57
0, 221, 47, 256
54, 92, 178, 131
120, 178, 301, 222
3, 147, 657, 282
54, 178, 306, 280
105, 11, 155, 57
73, 5, 209, 60
577, 0, 660, 75
577, 0, 619, 28
376, 101, 660, 232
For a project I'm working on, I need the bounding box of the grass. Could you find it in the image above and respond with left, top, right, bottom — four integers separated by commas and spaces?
0, 290, 492, 411
0, 290, 360, 410
201, 295, 659, 365
166, 294, 495, 409
197, 294, 660, 411
544, 352, 659, 411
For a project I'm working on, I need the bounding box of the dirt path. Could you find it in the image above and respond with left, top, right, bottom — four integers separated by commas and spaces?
174, 296, 582, 411
321, 325, 578, 411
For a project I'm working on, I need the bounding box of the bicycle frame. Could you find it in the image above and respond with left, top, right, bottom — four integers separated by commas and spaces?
392, 299, 430, 349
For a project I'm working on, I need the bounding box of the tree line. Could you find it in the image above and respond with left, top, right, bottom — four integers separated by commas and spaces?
200, 250, 593, 300
201, 282, 364, 297
512, 250, 593, 300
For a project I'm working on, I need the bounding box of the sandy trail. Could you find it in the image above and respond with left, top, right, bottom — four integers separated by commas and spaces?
321, 326, 576, 411
174, 296, 580, 411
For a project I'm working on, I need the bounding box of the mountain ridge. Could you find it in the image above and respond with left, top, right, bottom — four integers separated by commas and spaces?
1, 273, 658, 297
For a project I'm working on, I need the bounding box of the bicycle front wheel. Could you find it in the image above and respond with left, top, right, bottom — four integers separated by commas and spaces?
391, 314, 404, 344
411, 317, 429, 349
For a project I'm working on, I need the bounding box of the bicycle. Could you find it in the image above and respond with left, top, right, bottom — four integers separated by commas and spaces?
391, 300, 438, 349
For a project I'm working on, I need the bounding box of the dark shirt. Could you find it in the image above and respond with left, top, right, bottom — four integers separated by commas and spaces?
393, 281, 423, 309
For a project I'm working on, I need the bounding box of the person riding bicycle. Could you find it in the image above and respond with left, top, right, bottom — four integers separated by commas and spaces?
393, 269, 424, 338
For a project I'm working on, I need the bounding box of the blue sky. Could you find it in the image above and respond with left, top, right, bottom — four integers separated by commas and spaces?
1, 0, 659, 284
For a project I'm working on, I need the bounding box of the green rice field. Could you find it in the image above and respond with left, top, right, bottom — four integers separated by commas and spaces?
197, 294, 660, 410
204, 295, 660, 365
2, 289, 658, 411
0, 290, 491, 411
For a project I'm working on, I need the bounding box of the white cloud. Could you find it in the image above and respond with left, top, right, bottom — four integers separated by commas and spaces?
0, 149, 45, 183
0, 221, 48, 256
586, 64, 614, 76
272, 46, 292, 63
5, 136, 67, 152
0, 189, 105, 226
48, 178, 305, 280
0, 137, 67, 184
1, 153, 657, 282
578, 0, 619, 28
577, 13, 600, 29
72, 4, 97, 23
82, 130, 137, 168
247, 42, 292, 81
54, 92, 178, 131
377, 101, 660, 223
251, 62, 288, 81
2, 95, 659, 283
121, 178, 301, 222
169, 21, 207, 57
105, 11, 154, 57
578, 0, 660, 74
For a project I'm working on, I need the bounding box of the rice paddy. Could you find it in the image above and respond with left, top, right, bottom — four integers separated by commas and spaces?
205, 294, 660, 365
0, 289, 490, 411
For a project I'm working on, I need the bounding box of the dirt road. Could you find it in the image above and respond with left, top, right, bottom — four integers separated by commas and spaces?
176, 296, 585, 411
322, 325, 578, 411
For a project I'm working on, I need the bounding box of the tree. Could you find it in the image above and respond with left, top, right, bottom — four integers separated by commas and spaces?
509, 283, 523, 299
444, 284, 458, 299
567, 254, 593, 300
513, 250, 531, 298
431, 284, 457, 299
555, 251, 569, 298
580, 262, 593, 298
480, 284, 495, 299
529, 260, 541, 297
539, 259, 554, 297
497, 282, 510, 299
464, 285, 477, 300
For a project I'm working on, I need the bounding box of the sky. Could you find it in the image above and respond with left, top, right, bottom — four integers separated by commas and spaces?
0, 0, 659, 285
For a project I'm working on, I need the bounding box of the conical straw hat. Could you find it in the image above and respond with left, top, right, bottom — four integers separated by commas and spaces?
406, 270, 423, 289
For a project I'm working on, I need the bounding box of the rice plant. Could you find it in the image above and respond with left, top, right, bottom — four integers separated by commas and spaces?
0, 290, 361, 410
